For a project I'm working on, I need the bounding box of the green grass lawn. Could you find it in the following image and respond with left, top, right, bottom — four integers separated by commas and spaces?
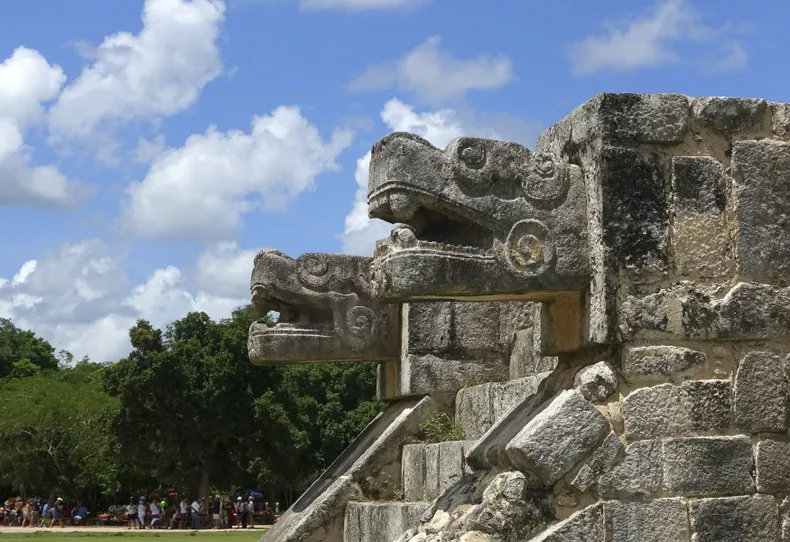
0, 532, 264, 541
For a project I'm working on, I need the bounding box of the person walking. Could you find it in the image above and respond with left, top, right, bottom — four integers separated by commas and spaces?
51, 498, 65, 528
236, 497, 246, 529
138, 497, 148, 529
150, 499, 161, 529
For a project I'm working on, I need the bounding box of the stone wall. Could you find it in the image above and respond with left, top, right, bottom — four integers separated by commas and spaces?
378, 300, 541, 399
396, 94, 790, 542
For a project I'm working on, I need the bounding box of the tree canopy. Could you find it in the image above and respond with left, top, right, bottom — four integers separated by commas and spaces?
0, 306, 383, 507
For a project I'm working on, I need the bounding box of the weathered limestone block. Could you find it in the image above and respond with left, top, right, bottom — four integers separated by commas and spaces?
510, 327, 558, 379
662, 436, 754, 496
755, 438, 790, 493
528, 504, 604, 542
574, 361, 617, 402
604, 498, 690, 542
622, 379, 731, 439
455, 373, 550, 440
598, 440, 662, 499
265, 396, 440, 542
248, 250, 399, 365
568, 431, 624, 492
505, 389, 609, 484
344, 502, 429, 542
621, 345, 707, 379
692, 96, 769, 134
402, 441, 476, 502
681, 379, 731, 434
622, 384, 686, 439
733, 140, 790, 281
689, 494, 778, 542
733, 350, 787, 433
396, 301, 526, 396
671, 156, 730, 277
620, 282, 790, 341
772, 102, 790, 137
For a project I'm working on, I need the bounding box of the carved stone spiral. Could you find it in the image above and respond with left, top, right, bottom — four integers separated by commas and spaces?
503, 219, 555, 277
522, 153, 570, 203
346, 305, 376, 340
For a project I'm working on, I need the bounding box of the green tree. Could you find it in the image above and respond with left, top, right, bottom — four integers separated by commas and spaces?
0, 366, 119, 500
0, 318, 59, 378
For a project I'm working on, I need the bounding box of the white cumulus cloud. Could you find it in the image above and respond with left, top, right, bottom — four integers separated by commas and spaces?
121, 105, 354, 240
349, 36, 514, 104
568, 0, 747, 76
48, 0, 227, 161
0, 47, 86, 208
0, 240, 253, 363
339, 99, 540, 255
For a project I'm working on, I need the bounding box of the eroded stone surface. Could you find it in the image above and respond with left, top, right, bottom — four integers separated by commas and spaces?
569, 431, 624, 492
605, 498, 690, 542
598, 440, 662, 499
662, 436, 754, 496
622, 380, 731, 439
692, 96, 768, 134
689, 494, 778, 542
621, 346, 707, 379
574, 361, 617, 402
755, 438, 790, 493
733, 140, 790, 281
528, 504, 604, 542
455, 373, 550, 440
344, 501, 430, 542
671, 156, 729, 277
403, 441, 476, 502
506, 389, 609, 484
734, 350, 787, 433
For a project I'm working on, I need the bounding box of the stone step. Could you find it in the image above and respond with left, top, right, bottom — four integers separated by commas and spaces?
265, 396, 441, 542
455, 372, 552, 441
343, 502, 429, 542
401, 440, 477, 501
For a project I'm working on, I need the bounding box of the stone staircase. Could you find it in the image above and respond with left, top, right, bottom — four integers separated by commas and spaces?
341, 374, 554, 542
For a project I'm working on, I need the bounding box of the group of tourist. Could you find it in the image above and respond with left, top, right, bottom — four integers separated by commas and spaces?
1, 493, 275, 530
1, 497, 84, 528
126, 495, 264, 530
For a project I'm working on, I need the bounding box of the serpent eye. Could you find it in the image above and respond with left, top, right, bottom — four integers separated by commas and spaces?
459, 143, 486, 169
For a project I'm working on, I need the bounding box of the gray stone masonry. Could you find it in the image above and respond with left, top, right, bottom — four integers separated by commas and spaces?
662, 436, 754, 497
689, 494, 778, 542
734, 350, 787, 433
455, 372, 550, 440
622, 379, 731, 439
402, 440, 476, 502
755, 438, 790, 493
598, 440, 662, 499
343, 502, 429, 542
505, 389, 609, 485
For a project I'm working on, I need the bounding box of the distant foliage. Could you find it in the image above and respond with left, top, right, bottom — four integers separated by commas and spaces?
0, 307, 384, 504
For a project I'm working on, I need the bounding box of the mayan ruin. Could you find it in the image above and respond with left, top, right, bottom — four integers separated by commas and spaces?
252, 93, 790, 542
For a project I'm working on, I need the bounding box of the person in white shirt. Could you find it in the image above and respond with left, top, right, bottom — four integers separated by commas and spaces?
149, 499, 161, 529
179, 498, 189, 529
137, 498, 147, 529
190, 499, 200, 530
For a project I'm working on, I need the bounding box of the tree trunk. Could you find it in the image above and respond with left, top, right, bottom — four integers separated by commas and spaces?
199, 464, 210, 501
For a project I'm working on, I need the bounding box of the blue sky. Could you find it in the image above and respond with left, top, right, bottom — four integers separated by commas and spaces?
0, 0, 786, 362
